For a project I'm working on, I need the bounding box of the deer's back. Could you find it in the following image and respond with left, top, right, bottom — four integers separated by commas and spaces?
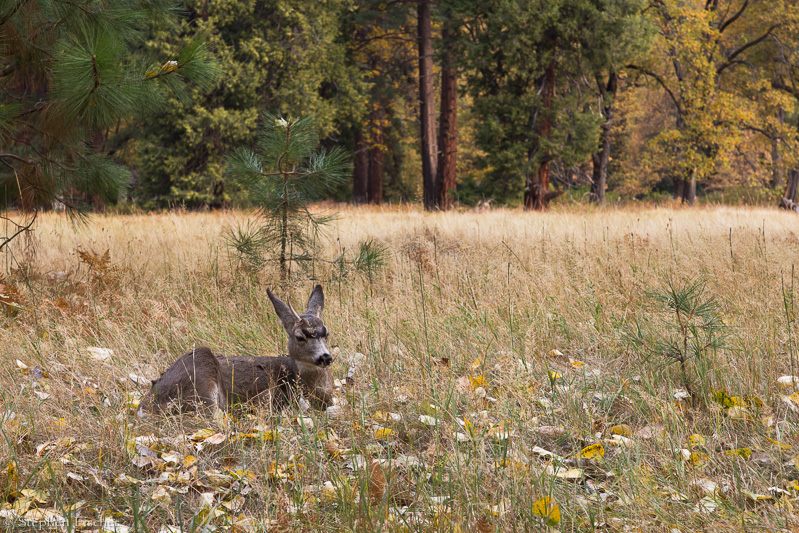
216, 355, 299, 406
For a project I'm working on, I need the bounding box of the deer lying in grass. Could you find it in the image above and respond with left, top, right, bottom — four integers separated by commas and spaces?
138, 285, 334, 414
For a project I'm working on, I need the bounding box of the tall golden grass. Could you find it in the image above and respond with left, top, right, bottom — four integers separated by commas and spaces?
1, 205, 798, 531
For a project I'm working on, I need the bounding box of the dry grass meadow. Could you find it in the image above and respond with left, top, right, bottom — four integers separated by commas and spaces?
1, 205, 799, 532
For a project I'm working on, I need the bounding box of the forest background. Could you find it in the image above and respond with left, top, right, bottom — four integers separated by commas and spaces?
4, 0, 799, 212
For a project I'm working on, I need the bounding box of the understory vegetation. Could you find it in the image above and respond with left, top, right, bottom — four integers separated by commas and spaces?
0, 207, 798, 531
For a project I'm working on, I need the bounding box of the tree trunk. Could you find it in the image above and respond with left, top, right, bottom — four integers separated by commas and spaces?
352, 129, 368, 204
367, 108, 384, 205
683, 167, 697, 205
673, 178, 684, 200
435, 23, 457, 210
783, 169, 799, 208
525, 60, 556, 210
590, 71, 617, 204
417, 0, 437, 210
771, 107, 785, 190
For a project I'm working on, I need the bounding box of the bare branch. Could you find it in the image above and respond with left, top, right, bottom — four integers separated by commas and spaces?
626, 64, 682, 116
718, 0, 749, 34
0, 209, 37, 253
717, 25, 778, 75
0, 153, 33, 164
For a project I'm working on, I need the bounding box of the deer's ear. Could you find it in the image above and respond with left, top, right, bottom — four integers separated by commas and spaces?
306, 284, 324, 318
267, 288, 301, 331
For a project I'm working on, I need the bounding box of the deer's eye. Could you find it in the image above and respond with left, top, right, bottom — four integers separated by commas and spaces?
295, 336, 306, 343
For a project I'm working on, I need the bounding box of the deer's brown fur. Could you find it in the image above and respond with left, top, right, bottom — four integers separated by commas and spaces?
138, 285, 334, 414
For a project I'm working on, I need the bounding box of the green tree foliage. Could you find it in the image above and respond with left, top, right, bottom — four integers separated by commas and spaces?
131, 0, 367, 208
452, 0, 650, 207
226, 114, 349, 279
0, 0, 217, 219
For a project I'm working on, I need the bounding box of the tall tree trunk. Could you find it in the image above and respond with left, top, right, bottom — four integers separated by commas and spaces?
590, 70, 617, 204
771, 107, 785, 190
417, 0, 437, 210
367, 108, 384, 205
352, 129, 368, 204
525, 60, 556, 210
435, 22, 457, 210
683, 167, 697, 205
673, 178, 685, 200
783, 170, 799, 210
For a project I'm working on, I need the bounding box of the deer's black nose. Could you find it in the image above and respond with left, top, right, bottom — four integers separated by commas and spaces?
320, 353, 332, 367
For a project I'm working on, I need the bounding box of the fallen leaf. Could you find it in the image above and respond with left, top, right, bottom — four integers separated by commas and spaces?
694, 495, 718, 514
375, 428, 394, 440
86, 347, 113, 361
151, 485, 171, 504
576, 443, 604, 460
532, 497, 560, 526
777, 375, 799, 391
724, 448, 752, 459
20, 489, 48, 504
687, 434, 706, 449
689, 452, 709, 467
727, 406, 754, 421
469, 357, 483, 372
609, 424, 632, 437
368, 460, 386, 504
190, 429, 217, 441
690, 478, 718, 495
741, 489, 772, 501
419, 415, 437, 426
767, 437, 792, 451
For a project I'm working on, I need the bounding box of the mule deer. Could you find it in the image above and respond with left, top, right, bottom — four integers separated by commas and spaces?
138, 285, 334, 414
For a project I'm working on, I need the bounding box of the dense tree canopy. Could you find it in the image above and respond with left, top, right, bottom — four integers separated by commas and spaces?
3, 0, 799, 211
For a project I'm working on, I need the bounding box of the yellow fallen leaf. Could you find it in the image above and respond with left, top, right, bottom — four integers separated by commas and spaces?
20, 489, 48, 504
190, 429, 217, 441
230, 469, 257, 483
267, 462, 289, 481
767, 437, 792, 450
609, 424, 632, 437
741, 489, 771, 501
532, 497, 560, 526
712, 389, 745, 408
577, 443, 604, 460
548, 370, 562, 381
183, 455, 198, 469
470, 375, 487, 389
689, 452, 709, 467
470, 357, 483, 372
375, 428, 394, 440
570, 360, 584, 368
687, 434, 706, 449
724, 448, 752, 459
